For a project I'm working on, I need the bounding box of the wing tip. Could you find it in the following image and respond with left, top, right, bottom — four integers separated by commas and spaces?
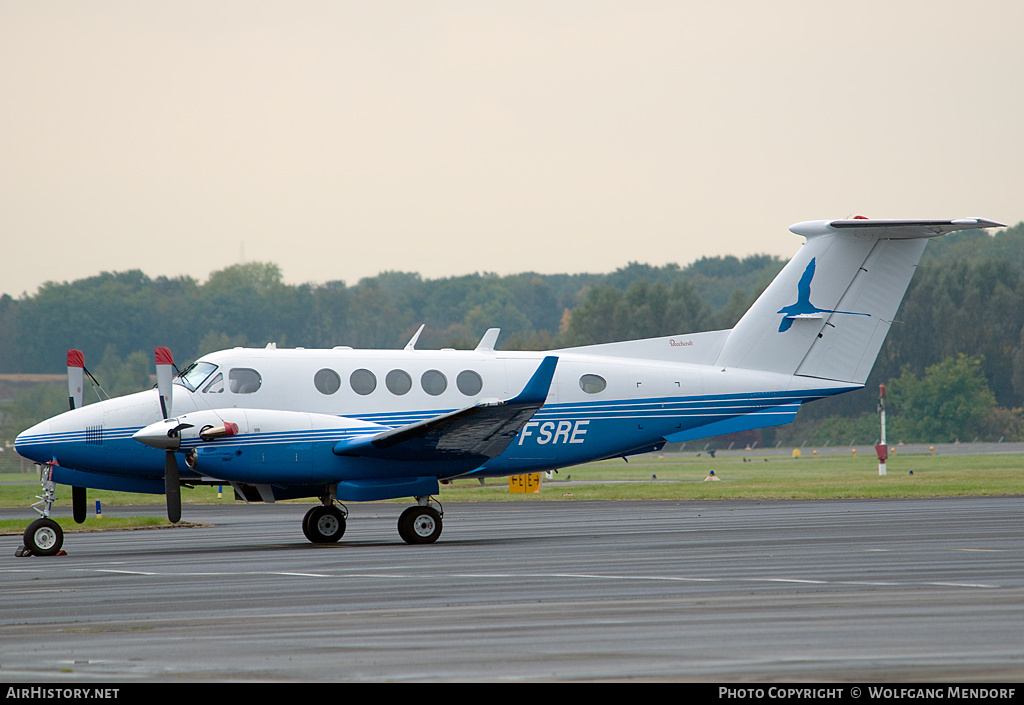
510, 356, 558, 405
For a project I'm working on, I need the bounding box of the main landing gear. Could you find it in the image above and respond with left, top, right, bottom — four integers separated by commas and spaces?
397, 500, 443, 545
300, 496, 443, 545
302, 501, 348, 544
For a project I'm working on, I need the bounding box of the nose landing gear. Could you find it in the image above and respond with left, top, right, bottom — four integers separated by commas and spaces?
17, 462, 65, 557
22, 518, 63, 557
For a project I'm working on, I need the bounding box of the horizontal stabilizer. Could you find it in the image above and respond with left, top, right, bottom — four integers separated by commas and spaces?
334, 356, 558, 462
825, 217, 1004, 237
792, 218, 1004, 240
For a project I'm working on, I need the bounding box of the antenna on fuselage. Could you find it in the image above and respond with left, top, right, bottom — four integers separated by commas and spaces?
475, 328, 500, 352
405, 324, 425, 350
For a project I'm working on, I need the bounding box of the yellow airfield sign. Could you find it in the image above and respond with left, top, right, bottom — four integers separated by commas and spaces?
509, 473, 542, 493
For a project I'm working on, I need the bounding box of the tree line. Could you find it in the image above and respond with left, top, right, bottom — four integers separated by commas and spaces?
0, 253, 785, 374
2, 222, 1023, 446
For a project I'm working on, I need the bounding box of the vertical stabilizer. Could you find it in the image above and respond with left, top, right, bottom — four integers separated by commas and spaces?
714, 218, 1003, 384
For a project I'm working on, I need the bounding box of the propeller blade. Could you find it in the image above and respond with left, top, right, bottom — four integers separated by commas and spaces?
67, 349, 84, 410
155, 347, 174, 420
72, 485, 87, 524
165, 451, 181, 523
156, 347, 181, 522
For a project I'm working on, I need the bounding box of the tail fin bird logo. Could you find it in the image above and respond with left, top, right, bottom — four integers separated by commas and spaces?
776, 258, 870, 332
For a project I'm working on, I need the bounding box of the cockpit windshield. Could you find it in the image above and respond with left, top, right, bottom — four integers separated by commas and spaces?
174, 361, 219, 392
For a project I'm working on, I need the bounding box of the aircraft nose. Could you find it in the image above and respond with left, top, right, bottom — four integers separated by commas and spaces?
132, 419, 183, 451
14, 419, 53, 463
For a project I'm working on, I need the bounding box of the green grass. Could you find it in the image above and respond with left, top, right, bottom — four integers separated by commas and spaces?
1, 450, 1021, 535
439, 451, 1024, 501
0, 515, 198, 535
0, 476, 235, 534
0, 475, 240, 510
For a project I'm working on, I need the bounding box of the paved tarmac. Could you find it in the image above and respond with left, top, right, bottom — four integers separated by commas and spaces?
676, 441, 1024, 458
1, 497, 1022, 682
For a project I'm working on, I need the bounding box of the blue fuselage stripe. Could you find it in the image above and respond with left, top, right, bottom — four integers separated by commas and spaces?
14, 387, 847, 488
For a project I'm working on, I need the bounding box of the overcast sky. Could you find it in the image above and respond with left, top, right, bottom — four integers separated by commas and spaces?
2, 1, 1020, 298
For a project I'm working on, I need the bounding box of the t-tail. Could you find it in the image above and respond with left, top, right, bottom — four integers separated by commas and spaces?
714, 218, 1004, 385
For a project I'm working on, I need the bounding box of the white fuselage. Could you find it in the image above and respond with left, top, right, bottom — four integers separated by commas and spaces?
15, 341, 852, 495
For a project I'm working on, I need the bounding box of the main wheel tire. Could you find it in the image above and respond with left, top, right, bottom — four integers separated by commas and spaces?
398, 506, 442, 545
23, 518, 63, 556
301, 506, 316, 541
305, 505, 346, 544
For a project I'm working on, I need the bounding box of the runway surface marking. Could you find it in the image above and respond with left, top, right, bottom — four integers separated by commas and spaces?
26, 567, 1001, 590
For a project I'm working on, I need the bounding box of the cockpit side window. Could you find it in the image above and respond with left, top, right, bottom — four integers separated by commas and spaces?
229, 368, 262, 394
175, 361, 218, 392
202, 372, 224, 393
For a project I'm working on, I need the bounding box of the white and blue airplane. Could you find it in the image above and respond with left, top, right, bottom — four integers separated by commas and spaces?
14, 217, 1002, 555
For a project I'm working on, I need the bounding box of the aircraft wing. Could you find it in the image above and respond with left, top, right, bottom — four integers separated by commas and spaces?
333, 356, 557, 463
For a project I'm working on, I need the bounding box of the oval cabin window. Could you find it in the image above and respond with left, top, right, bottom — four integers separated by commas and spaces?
386, 369, 412, 395
314, 369, 341, 395
579, 374, 607, 394
456, 370, 483, 396
420, 369, 447, 396
350, 369, 377, 395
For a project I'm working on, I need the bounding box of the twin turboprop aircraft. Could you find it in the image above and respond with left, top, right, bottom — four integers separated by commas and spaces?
14, 217, 1003, 555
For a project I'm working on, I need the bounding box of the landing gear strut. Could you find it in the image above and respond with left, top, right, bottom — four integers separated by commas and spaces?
397, 497, 443, 545
302, 499, 348, 544
17, 462, 65, 557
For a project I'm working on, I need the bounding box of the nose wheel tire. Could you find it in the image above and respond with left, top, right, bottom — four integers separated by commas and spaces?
303, 505, 346, 544
23, 518, 64, 556
398, 506, 442, 544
